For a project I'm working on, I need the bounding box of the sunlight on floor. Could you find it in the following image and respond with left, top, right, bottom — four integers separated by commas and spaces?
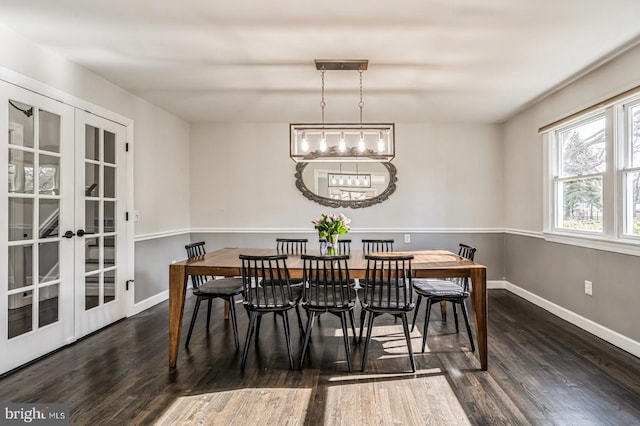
154, 388, 312, 425
324, 372, 471, 424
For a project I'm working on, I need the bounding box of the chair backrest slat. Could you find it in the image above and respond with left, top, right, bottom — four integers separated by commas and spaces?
362, 239, 394, 253
240, 254, 293, 309
301, 254, 354, 309
457, 243, 477, 291
363, 254, 413, 310
276, 238, 308, 254
185, 241, 209, 289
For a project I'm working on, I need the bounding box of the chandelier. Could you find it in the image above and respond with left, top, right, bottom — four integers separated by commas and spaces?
290, 59, 395, 163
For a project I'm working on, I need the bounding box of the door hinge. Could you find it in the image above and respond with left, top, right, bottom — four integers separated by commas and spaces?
126, 280, 134, 291
125, 211, 129, 221
126, 142, 129, 152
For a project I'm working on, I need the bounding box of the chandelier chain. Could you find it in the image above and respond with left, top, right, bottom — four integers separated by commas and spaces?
359, 69, 364, 124
320, 67, 326, 125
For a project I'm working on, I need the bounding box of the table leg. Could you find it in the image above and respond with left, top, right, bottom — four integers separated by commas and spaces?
470, 267, 487, 371
169, 263, 187, 368
440, 301, 447, 322
224, 300, 230, 319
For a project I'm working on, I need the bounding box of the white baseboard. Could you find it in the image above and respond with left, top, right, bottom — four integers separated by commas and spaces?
499, 281, 640, 359
130, 290, 169, 316
487, 280, 508, 289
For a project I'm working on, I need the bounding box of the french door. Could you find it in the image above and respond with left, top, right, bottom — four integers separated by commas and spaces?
1, 81, 129, 374
73, 110, 127, 337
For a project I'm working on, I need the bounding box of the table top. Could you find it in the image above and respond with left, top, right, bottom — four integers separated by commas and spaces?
173, 248, 485, 278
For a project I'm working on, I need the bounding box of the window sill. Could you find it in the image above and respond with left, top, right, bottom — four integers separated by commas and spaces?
543, 231, 640, 257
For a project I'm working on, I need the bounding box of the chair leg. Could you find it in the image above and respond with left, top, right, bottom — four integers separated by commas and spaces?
340, 312, 353, 372
411, 295, 423, 332
460, 300, 476, 353
361, 311, 376, 372
185, 296, 203, 348
348, 310, 357, 344
228, 296, 239, 351
299, 311, 317, 369
401, 313, 416, 373
281, 311, 295, 370
255, 315, 262, 341
422, 300, 433, 353
295, 305, 305, 337
241, 311, 258, 370
358, 309, 367, 344
453, 303, 459, 334
206, 298, 213, 330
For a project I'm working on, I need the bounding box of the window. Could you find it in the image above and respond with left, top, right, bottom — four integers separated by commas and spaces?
545, 93, 640, 251
623, 102, 640, 236
556, 116, 606, 232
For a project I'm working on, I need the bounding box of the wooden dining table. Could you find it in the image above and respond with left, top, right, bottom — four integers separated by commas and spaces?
168, 248, 488, 370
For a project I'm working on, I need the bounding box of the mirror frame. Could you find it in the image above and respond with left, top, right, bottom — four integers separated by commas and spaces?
295, 160, 397, 209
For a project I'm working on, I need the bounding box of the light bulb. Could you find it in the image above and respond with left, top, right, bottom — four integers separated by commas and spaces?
339, 175, 344, 185
358, 134, 365, 152
338, 132, 346, 152
363, 176, 368, 186
377, 132, 385, 153
301, 132, 309, 152
319, 133, 327, 152
331, 175, 336, 185
347, 175, 352, 185
355, 176, 361, 186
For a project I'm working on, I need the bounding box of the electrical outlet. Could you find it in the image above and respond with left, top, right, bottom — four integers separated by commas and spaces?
584, 280, 593, 296
404, 234, 411, 243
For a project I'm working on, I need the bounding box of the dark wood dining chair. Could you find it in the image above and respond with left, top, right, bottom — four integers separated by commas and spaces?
184, 242, 243, 350
276, 238, 308, 254
362, 239, 394, 253
359, 254, 416, 372
318, 238, 351, 253
299, 254, 357, 372
239, 254, 301, 370
411, 244, 477, 353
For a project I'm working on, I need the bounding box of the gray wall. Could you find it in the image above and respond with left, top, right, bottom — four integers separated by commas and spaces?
505, 234, 640, 342
134, 234, 191, 303
502, 43, 640, 346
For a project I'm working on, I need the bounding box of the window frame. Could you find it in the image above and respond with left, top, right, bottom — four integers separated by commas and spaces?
544, 94, 640, 255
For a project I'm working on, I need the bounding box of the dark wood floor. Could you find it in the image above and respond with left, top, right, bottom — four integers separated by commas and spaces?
1, 290, 639, 425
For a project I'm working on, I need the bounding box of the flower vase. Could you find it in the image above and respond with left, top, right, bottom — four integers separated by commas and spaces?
327, 234, 339, 256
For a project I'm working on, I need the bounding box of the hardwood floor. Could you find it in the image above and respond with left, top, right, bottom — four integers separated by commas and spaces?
1, 290, 639, 425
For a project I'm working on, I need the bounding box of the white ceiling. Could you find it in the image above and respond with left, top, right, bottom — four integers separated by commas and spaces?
1, 0, 640, 124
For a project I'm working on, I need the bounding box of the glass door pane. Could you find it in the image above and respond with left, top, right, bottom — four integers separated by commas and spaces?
6, 99, 65, 341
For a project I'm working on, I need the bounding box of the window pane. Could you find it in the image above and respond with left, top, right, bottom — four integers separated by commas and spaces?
8, 100, 34, 148
8, 149, 34, 194
560, 117, 606, 176
39, 110, 61, 153
39, 284, 59, 328
9, 198, 33, 241
559, 177, 603, 231
104, 131, 116, 164
39, 241, 60, 283
8, 245, 33, 290
85, 125, 99, 161
627, 171, 640, 236
631, 104, 640, 168
8, 290, 32, 339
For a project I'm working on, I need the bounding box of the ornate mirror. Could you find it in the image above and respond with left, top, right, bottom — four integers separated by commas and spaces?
295, 160, 397, 208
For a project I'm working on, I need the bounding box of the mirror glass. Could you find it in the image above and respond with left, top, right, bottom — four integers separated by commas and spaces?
295, 161, 397, 208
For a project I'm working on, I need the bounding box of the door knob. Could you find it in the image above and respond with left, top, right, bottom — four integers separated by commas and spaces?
76, 229, 86, 237
63, 230, 75, 239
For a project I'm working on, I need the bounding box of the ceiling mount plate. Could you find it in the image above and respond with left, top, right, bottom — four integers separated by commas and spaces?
315, 59, 369, 71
